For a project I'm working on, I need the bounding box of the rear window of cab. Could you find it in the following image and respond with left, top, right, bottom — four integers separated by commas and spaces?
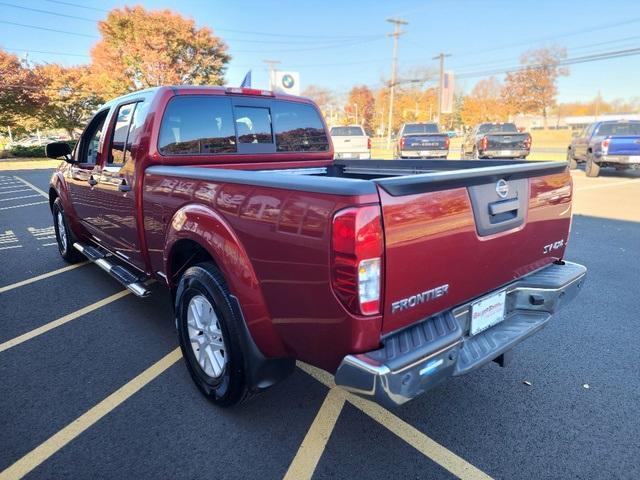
158, 96, 329, 155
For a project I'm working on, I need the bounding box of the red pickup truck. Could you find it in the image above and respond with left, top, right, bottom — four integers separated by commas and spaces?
46, 86, 586, 408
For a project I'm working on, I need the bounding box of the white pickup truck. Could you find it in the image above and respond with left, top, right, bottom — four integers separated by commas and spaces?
330, 125, 371, 160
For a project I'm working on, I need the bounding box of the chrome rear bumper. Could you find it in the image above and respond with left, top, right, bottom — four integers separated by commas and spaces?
334, 261, 587, 408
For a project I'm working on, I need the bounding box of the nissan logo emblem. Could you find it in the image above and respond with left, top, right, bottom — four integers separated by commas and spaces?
496, 179, 509, 198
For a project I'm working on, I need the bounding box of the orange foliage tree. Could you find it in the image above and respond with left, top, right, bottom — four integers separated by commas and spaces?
90, 6, 230, 94
344, 85, 375, 132
460, 77, 509, 126
503, 47, 568, 128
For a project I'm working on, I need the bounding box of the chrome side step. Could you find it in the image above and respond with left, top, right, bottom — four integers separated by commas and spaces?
73, 242, 151, 297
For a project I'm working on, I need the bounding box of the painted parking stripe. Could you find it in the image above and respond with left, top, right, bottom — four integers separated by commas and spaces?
13, 175, 49, 198
0, 201, 48, 211
297, 362, 493, 480
0, 262, 88, 294
0, 194, 41, 202
0, 347, 182, 480
283, 389, 346, 480
0, 189, 31, 195
0, 289, 130, 353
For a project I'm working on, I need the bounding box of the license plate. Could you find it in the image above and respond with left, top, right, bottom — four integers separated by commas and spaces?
628, 155, 640, 162
419, 150, 438, 156
470, 290, 506, 336
502, 150, 515, 156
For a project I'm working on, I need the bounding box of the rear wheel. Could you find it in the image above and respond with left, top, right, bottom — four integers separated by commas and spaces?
585, 154, 600, 177
175, 262, 250, 407
566, 149, 578, 169
52, 198, 83, 263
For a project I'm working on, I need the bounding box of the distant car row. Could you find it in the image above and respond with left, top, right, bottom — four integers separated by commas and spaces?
566, 120, 640, 177
329, 122, 532, 160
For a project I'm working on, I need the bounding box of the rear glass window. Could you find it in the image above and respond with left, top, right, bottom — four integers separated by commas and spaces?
110, 103, 136, 165
158, 97, 236, 155
477, 123, 518, 134
330, 126, 364, 136
273, 102, 329, 152
235, 106, 273, 144
403, 123, 439, 134
595, 122, 640, 136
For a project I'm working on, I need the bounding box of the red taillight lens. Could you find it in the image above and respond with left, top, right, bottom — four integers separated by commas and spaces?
400, 136, 406, 149
444, 136, 450, 149
524, 134, 532, 149
480, 136, 488, 151
331, 206, 383, 316
602, 138, 610, 150
367, 137, 372, 150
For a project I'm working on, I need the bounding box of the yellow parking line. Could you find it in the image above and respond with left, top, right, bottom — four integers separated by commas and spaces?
0, 290, 130, 353
0, 262, 88, 294
283, 388, 346, 480
297, 362, 493, 480
0, 347, 182, 480
13, 175, 49, 199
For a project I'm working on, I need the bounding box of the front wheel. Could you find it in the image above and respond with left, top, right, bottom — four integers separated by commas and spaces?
52, 198, 83, 263
585, 155, 600, 177
567, 149, 578, 169
175, 262, 250, 407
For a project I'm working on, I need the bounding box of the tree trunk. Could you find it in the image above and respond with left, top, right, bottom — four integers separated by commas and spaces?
542, 106, 548, 130
66, 128, 75, 139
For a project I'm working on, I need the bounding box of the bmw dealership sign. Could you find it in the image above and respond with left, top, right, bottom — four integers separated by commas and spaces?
273, 71, 300, 96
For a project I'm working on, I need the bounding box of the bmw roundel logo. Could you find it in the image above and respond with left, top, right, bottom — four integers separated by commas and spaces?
282, 74, 295, 89
496, 179, 509, 198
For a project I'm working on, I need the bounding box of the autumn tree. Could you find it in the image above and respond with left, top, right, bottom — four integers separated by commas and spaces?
0, 49, 46, 138
344, 85, 375, 132
91, 6, 230, 94
38, 64, 103, 138
302, 85, 336, 121
503, 46, 568, 128
461, 76, 509, 126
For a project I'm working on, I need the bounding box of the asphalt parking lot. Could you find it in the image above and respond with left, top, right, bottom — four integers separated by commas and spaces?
1, 166, 639, 480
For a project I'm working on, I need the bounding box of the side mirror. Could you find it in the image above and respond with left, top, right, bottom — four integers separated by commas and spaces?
45, 142, 73, 161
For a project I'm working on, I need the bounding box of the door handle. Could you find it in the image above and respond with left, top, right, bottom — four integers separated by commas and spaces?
88, 176, 98, 187
118, 180, 131, 192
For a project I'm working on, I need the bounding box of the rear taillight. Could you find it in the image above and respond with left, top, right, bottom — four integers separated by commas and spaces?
225, 87, 274, 96
480, 136, 488, 151
601, 138, 610, 153
367, 137, 372, 150
331, 206, 383, 316
524, 134, 532, 149
400, 136, 406, 150
444, 136, 450, 149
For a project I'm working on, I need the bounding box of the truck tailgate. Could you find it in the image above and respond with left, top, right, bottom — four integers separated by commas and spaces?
374, 162, 572, 334
487, 133, 529, 149
332, 136, 368, 153
403, 134, 449, 150
606, 136, 640, 155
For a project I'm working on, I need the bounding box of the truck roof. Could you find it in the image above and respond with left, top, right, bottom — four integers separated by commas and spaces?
101, 85, 311, 109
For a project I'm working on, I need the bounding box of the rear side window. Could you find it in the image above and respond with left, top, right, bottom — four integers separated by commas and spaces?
272, 102, 329, 152
110, 103, 136, 165
159, 97, 236, 155
330, 126, 364, 136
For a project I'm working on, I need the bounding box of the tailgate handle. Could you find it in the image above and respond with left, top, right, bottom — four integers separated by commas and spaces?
489, 198, 519, 216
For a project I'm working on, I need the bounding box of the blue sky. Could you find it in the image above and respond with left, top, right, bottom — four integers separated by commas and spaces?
1, 0, 639, 104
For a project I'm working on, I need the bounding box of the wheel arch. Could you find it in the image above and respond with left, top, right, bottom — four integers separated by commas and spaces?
164, 203, 287, 358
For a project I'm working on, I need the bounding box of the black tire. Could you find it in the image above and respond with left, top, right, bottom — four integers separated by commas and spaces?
175, 262, 250, 407
585, 154, 600, 177
52, 198, 83, 263
567, 149, 578, 169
